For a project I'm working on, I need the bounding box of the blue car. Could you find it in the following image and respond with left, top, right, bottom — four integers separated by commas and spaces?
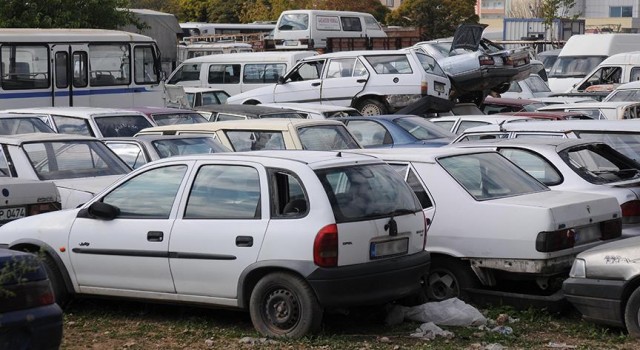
335, 115, 455, 148
0, 249, 63, 349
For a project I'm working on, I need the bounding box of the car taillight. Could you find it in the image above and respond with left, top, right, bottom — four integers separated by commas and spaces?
536, 228, 575, 252
314, 224, 338, 267
601, 218, 622, 240
421, 80, 428, 95
28, 202, 61, 216
621, 200, 640, 224
479, 55, 494, 66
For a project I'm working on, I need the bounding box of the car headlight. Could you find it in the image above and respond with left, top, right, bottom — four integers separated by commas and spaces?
569, 258, 587, 278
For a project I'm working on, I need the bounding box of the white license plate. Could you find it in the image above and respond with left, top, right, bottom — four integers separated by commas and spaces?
0, 207, 26, 222
284, 40, 298, 46
435, 82, 446, 93
370, 238, 408, 259
575, 224, 601, 244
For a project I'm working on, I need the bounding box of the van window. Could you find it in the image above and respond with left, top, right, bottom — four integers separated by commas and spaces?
340, 17, 362, 32
279, 14, 309, 31
168, 63, 200, 84
365, 55, 413, 74
317, 16, 341, 31
631, 67, 640, 81
364, 16, 382, 30
208, 64, 241, 84
243, 63, 286, 83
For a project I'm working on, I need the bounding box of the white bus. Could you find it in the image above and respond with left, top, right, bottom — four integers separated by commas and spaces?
0, 28, 164, 109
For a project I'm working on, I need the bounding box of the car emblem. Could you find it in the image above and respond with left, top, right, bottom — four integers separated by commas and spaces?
586, 205, 591, 214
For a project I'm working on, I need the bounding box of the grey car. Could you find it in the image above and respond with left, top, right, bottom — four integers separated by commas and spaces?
564, 237, 640, 337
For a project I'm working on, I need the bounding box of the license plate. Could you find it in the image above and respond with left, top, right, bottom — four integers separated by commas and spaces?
574, 224, 601, 244
0, 206, 26, 222
434, 82, 446, 93
370, 238, 408, 259
284, 40, 298, 46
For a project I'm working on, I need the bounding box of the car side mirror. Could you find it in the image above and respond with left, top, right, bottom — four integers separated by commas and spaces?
87, 202, 120, 220
277, 76, 286, 84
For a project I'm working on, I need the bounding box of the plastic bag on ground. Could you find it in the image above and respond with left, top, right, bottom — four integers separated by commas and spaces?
385, 297, 487, 327
409, 322, 455, 340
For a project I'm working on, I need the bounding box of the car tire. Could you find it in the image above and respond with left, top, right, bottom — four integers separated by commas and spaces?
357, 99, 388, 116
493, 82, 511, 94
249, 272, 323, 338
425, 256, 479, 302
43, 255, 70, 307
624, 287, 640, 338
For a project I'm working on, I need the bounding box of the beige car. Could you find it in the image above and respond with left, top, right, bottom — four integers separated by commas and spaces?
136, 119, 361, 151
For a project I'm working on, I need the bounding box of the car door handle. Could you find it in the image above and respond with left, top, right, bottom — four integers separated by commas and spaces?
311, 82, 321, 86
147, 231, 164, 242
356, 79, 367, 83
236, 236, 253, 247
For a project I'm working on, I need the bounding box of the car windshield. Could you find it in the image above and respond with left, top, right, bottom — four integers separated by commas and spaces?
575, 131, 640, 161
549, 56, 606, 78
522, 102, 548, 112
394, 116, 454, 140
152, 113, 207, 126
525, 75, 552, 93
559, 143, 640, 184
278, 14, 308, 30
315, 164, 421, 223
298, 125, 360, 150
95, 115, 154, 137
151, 137, 228, 158
201, 90, 229, 105
0, 117, 54, 134
260, 112, 305, 119
606, 89, 640, 102
438, 152, 548, 201
23, 140, 130, 180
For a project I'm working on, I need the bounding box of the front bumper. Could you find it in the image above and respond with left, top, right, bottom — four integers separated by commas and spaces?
563, 277, 626, 327
307, 250, 430, 307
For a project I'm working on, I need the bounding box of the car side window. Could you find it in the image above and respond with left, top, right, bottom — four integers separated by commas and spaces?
225, 131, 285, 151
406, 168, 433, 209
499, 148, 562, 186
326, 58, 356, 79
102, 165, 187, 218
345, 120, 391, 146
364, 55, 413, 74
287, 60, 325, 82
51, 115, 92, 136
185, 165, 261, 219
105, 142, 146, 169
269, 169, 308, 218
458, 121, 491, 134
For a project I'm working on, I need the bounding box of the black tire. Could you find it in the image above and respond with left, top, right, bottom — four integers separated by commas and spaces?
425, 256, 479, 302
624, 287, 640, 338
42, 255, 70, 308
493, 82, 511, 94
249, 272, 323, 338
357, 99, 388, 116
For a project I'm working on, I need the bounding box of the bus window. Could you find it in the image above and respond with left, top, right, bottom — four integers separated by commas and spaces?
1, 45, 49, 90
55, 52, 69, 88
73, 51, 88, 87
134, 45, 158, 84
89, 44, 130, 86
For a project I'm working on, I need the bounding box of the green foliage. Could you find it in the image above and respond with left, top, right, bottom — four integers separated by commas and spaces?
386, 0, 478, 40
0, 0, 143, 29
0, 252, 43, 298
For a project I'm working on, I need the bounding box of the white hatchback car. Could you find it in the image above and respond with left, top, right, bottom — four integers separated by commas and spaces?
357, 147, 621, 302
0, 151, 430, 338
227, 49, 451, 116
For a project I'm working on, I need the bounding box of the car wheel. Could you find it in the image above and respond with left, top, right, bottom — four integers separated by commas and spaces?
625, 287, 640, 338
43, 255, 70, 307
357, 99, 387, 116
249, 272, 323, 338
425, 256, 479, 302
493, 82, 511, 94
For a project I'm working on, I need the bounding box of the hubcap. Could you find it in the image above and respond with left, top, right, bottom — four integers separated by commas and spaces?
263, 288, 300, 332
360, 104, 381, 116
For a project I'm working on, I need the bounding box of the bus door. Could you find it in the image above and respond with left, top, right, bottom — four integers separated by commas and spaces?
51, 44, 90, 107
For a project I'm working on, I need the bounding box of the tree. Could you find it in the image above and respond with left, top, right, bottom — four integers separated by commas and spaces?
541, 0, 577, 28
386, 0, 478, 40
240, 0, 389, 24
0, 0, 142, 29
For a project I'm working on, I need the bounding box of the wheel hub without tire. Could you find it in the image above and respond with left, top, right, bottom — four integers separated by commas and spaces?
427, 271, 458, 300
265, 289, 300, 330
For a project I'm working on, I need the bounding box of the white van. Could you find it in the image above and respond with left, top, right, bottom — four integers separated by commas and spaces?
177, 42, 253, 64
273, 10, 387, 50
166, 51, 316, 95
548, 34, 640, 93
571, 51, 640, 93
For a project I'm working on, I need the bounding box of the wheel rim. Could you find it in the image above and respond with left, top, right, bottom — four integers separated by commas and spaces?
426, 270, 459, 300
261, 287, 301, 334
360, 103, 382, 116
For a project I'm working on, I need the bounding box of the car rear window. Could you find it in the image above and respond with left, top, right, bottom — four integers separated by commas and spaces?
297, 125, 360, 150
152, 113, 207, 126
559, 143, 640, 184
438, 152, 547, 201
394, 116, 454, 140
576, 131, 640, 161
95, 115, 154, 137
315, 164, 421, 223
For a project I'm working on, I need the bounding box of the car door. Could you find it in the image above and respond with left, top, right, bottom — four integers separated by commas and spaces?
169, 161, 269, 299
274, 59, 325, 103
320, 57, 368, 107
68, 163, 191, 293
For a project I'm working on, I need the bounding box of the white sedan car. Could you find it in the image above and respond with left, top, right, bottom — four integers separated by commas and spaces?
357, 147, 621, 303
455, 138, 640, 237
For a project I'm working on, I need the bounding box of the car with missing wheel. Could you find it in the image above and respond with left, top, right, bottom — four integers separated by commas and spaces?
226, 49, 451, 116
0, 151, 431, 338
564, 236, 640, 338
354, 147, 622, 304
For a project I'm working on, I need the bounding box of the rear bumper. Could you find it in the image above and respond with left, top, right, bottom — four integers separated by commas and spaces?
563, 277, 625, 327
0, 303, 63, 350
308, 250, 431, 307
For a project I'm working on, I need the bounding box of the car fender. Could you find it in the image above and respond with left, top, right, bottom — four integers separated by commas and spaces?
9, 238, 75, 294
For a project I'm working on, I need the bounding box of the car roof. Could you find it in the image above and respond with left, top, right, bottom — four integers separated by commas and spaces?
309, 50, 411, 60
195, 104, 300, 116
103, 134, 218, 143
430, 115, 532, 123
460, 119, 640, 133
138, 118, 345, 133
537, 101, 640, 110
612, 80, 640, 90
454, 137, 600, 150
181, 51, 315, 64
352, 146, 495, 163
483, 97, 543, 106
0, 132, 99, 145
122, 107, 200, 115
182, 87, 228, 93
261, 103, 358, 113
4, 107, 147, 118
